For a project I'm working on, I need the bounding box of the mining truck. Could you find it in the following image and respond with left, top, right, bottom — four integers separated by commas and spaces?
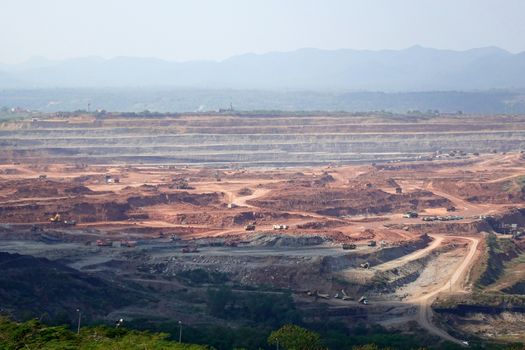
182, 245, 199, 253
244, 222, 256, 231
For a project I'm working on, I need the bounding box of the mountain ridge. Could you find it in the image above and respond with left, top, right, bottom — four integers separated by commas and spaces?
1, 46, 525, 91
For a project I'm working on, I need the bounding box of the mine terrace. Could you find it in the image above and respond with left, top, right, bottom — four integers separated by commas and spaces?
1, 112, 525, 345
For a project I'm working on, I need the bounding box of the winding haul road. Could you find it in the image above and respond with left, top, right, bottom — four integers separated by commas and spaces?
411, 235, 480, 346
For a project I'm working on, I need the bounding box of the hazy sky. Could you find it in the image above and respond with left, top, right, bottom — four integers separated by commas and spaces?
2, 0, 524, 64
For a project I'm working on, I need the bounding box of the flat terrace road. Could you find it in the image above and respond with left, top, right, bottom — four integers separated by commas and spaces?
411, 235, 480, 346
374, 234, 444, 271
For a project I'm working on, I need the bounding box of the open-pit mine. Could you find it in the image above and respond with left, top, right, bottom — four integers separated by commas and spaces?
2, 112, 525, 348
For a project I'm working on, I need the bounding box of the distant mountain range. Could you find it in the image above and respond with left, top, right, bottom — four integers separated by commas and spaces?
1, 46, 525, 91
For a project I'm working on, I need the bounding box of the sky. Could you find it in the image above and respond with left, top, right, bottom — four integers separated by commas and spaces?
1, 0, 524, 64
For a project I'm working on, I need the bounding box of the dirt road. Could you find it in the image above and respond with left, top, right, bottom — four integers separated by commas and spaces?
411, 235, 480, 346
373, 234, 443, 271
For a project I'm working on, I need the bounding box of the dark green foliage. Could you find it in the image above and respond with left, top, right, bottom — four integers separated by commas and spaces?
268, 324, 323, 350
205, 287, 301, 327
478, 234, 521, 287
0, 317, 210, 350
126, 320, 269, 350
0, 252, 144, 321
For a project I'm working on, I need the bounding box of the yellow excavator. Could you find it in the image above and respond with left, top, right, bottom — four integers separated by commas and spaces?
49, 213, 61, 223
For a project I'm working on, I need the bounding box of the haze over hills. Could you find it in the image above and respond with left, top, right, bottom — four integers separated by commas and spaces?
2, 46, 525, 91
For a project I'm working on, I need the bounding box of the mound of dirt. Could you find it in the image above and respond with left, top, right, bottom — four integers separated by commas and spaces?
247, 233, 327, 247
433, 178, 525, 204
249, 187, 452, 217
237, 187, 253, 196
296, 220, 347, 229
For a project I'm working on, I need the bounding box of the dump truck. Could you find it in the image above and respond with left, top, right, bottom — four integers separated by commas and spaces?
121, 240, 137, 248
359, 296, 369, 305
368, 240, 377, 247
273, 224, 289, 230
182, 245, 199, 253
316, 291, 330, 299
359, 262, 370, 269
341, 289, 352, 301
244, 223, 256, 231
96, 239, 112, 247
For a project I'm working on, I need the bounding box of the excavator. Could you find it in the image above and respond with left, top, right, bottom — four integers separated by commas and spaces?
49, 213, 61, 223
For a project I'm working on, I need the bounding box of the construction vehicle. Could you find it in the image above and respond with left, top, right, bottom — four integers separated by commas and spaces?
341, 289, 352, 301
121, 240, 137, 248
368, 240, 377, 247
63, 220, 76, 226
49, 213, 61, 223
96, 239, 112, 247
244, 222, 256, 231
273, 224, 289, 230
182, 245, 199, 253
403, 211, 418, 218
342, 243, 357, 250
358, 296, 369, 305
359, 262, 370, 269
316, 291, 330, 299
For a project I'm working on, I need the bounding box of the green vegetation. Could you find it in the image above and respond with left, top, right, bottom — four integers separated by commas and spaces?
268, 324, 323, 350
0, 252, 144, 321
5, 316, 523, 350
0, 317, 210, 350
205, 287, 301, 326
477, 234, 521, 287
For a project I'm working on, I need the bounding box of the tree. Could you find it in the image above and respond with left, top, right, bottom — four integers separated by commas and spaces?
268, 324, 322, 350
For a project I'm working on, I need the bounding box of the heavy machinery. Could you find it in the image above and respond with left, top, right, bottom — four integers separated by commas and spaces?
182, 245, 199, 253
359, 262, 370, 269
359, 296, 369, 305
341, 289, 352, 301
96, 239, 112, 247
244, 222, 256, 231
316, 291, 330, 299
403, 211, 418, 218
49, 213, 61, 223
121, 240, 137, 248
368, 240, 377, 247
342, 243, 357, 250
273, 224, 289, 230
